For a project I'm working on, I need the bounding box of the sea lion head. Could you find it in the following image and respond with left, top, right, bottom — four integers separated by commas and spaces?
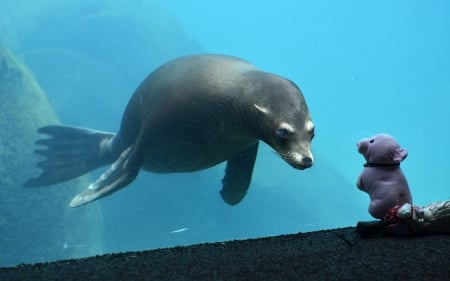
253, 76, 314, 170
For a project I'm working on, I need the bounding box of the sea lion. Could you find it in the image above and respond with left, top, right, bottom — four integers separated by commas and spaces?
25, 54, 315, 207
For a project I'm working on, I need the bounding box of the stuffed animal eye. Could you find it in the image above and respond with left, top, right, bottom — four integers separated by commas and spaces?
369, 139, 374, 143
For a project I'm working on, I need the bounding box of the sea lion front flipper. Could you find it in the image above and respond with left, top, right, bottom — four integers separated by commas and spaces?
69, 145, 141, 207
220, 142, 259, 205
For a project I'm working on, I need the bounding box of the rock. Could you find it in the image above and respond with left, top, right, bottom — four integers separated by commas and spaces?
0, 45, 104, 267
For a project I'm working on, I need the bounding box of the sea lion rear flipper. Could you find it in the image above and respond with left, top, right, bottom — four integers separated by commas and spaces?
220, 142, 259, 205
24, 125, 116, 186
69, 145, 141, 207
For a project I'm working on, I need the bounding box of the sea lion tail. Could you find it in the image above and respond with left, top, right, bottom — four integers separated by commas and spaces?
24, 125, 116, 187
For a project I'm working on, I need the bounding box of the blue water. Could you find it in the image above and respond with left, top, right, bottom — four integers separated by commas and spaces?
1, 0, 449, 265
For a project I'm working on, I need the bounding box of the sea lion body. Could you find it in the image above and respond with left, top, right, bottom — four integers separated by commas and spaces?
119, 55, 260, 173
26, 54, 315, 207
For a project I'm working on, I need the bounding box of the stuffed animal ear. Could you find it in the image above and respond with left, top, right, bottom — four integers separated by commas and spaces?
393, 148, 408, 163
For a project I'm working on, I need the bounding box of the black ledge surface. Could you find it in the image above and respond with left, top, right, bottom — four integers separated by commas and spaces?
1, 226, 449, 281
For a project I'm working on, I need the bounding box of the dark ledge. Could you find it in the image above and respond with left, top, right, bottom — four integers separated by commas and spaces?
1, 226, 449, 281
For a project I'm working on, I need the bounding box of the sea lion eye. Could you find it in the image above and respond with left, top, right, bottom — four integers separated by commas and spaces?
276, 123, 294, 139
276, 128, 290, 139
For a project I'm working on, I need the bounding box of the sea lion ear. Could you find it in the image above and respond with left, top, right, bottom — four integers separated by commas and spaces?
253, 104, 270, 115
393, 148, 408, 163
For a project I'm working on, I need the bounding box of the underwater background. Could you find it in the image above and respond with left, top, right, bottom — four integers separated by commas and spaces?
0, 0, 449, 266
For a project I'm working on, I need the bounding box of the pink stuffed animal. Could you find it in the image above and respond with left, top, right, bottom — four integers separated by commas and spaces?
356, 133, 412, 219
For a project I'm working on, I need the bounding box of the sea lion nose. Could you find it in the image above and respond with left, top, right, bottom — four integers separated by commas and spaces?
300, 156, 313, 169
